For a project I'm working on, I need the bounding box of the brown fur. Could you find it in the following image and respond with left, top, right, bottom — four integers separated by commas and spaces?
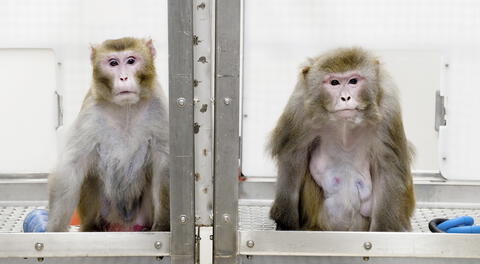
269, 47, 415, 231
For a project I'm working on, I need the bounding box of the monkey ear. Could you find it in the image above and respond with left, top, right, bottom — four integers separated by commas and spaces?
301, 66, 310, 77
90, 44, 97, 64
145, 38, 157, 58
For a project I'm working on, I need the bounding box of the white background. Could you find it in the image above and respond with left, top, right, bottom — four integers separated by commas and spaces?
241, 0, 480, 180
0, 0, 168, 173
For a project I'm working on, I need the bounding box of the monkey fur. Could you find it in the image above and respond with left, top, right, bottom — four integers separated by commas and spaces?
47, 37, 169, 232
269, 47, 415, 231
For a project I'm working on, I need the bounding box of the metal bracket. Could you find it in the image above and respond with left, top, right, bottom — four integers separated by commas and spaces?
435, 90, 446, 131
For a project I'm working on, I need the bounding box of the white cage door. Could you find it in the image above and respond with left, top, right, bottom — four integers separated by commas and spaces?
0, 49, 57, 173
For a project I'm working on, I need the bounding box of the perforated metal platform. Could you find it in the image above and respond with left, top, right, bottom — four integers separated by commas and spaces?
2, 200, 480, 233
238, 199, 480, 233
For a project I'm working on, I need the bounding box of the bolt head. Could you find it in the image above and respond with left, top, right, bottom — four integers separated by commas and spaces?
246, 240, 255, 248
34, 242, 44, 251
180, 215, 187, 223
177, 97, 186, 107
224, 97, 232, 105
363, 241, 372, 250
223, 214, 231, 223
154, 241, 162, 249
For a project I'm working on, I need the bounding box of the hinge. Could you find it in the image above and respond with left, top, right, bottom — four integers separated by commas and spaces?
435, 90, 446, 131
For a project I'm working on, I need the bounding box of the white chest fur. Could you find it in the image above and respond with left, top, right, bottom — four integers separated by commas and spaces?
308, 122, 373, 230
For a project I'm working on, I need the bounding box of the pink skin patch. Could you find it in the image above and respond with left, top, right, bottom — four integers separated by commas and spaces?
323, 71, 365, 116
107, 223, 150, 232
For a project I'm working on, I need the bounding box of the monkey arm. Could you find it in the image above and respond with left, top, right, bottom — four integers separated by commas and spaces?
150, 149, 170, 231
270, 151, 309, 230
47, 154, 91, 232
369, 112, 415, 232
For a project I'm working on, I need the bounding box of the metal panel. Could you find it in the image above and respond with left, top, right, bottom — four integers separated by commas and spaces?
239, 256, 478, 264
239, 231, 480, 258
168, 0, 195, 263
213, 0, 241, 263
2, 257, 170, 264
193, 0, 214, 227
0, 232, 170, 258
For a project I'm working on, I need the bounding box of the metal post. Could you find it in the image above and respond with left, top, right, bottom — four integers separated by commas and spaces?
213, 0, 241, 263
193, 0, 214, 227
168, 0, 195, 263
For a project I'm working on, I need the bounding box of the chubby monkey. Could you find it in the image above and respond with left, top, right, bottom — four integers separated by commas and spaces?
48, 37, 169, 232
269, 48, 415, 231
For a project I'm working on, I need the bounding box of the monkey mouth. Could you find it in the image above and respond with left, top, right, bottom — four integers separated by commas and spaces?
117, 91, 137, 95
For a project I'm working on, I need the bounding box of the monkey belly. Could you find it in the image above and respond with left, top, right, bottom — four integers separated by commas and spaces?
309, 147, 373, 231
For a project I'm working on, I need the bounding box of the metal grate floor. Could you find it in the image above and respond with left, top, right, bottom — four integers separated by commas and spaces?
2, 200, 480, 233
238, 199, 480, 233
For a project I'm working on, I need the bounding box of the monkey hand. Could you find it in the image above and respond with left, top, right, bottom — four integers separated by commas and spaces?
270, 199, 300, 230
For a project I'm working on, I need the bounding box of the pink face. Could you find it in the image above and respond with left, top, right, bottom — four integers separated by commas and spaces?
323, 71, 365, 119
102, 51, 145, 105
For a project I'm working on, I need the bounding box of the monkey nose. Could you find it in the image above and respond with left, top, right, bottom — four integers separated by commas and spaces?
120, 77, 128, 81
340, 96, 351, 102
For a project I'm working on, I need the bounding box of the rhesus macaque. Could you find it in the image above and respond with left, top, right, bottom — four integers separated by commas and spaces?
269, 48, 415, 231
47, 37, 169, 232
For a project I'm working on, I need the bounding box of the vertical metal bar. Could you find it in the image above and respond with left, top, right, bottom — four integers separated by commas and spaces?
168, 1, 195, 263
193, 0, 214, 227
213, 0, 241, 263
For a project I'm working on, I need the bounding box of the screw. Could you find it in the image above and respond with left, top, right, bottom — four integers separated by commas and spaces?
246, 240, 255, 248
37, 257, 44, 262
363, 242, 372, 250
180, 215, 187, 224
224, 98, 232, 105
154, 241, 162, 249
176, 97, 185, 107
35, 242, 44, 251
363, 256, 370, 261
223, 214, 231, 223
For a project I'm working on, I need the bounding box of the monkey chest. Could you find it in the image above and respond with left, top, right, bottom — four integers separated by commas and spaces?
308, 144, 373, 229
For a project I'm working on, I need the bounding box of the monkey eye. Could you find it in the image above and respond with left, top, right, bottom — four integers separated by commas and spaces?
109, 60, 119, 67
330, 80, 340, 86
126, 57, 136, 65
349, 78, 358, 84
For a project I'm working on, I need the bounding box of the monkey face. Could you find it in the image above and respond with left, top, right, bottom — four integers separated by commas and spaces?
98, 51, 146, 105
322, 71, 367, 119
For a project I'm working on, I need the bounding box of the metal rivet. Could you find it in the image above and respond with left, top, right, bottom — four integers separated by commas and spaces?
445, 63, 449, 68
246, 255, 253, 260
154, 241, 162, 249
179, 215, 187, 224
37, 257, 44, 262
363, 256, 370, 261
246, 240, 255, 248
35, 242, 44, 251
363, 242, 372, 250
223, 214, 231, 223
156, 256, 164, 261
210, 235, 213, 240
176, 97, 185, 107
224, 98, 232, 105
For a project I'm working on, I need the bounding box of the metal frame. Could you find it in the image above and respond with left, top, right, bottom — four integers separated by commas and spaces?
168, 0, 196, 263
213, 0, 241, 263
239, 231, 480, 259
0, 232, 170, 258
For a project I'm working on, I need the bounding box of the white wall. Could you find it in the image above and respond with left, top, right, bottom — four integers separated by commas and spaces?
241, 0, 480, 180
0, 0, 168, 173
